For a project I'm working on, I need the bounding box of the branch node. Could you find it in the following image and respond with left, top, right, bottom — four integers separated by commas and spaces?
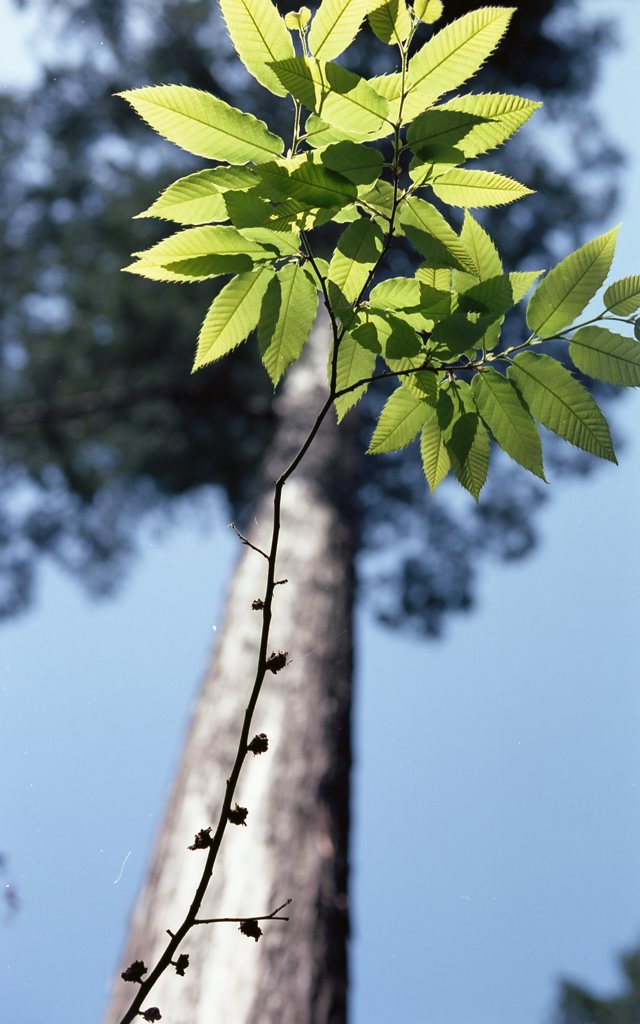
121, 960, 147, 984
172, 953, 190, 976
188, 826, 213, 851
228, 803, 249, 827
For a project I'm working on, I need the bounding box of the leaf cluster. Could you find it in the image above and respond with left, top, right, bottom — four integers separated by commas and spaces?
117, 0, 640, 500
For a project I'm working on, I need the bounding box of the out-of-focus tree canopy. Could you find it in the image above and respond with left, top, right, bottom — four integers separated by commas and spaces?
553, 944, 640, 1024
0, 0, 622, 627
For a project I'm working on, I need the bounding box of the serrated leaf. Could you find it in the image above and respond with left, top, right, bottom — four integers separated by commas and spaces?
254, 158, 357, 208
457, 211, 502, 285
307, 0, 373, 60
458, 272, 542, 318
407, 7, 515, 104
328, 219, 385, 308
414, 0, 443, 23
358, 179, 396, 217
434, 92, 541, 159
136, 171, 229, 225
271, 58, 390, 137
304, 112, 375, 147
472, 368, 545, 478
437, 383, 490, 499
603, 275, 640, 316
508, 351, 616, 462
368, 0, 412, 45
285, 7, 312, 29
258, 263, 318, 384
398, 197, 477, 272
194, 266, 274, 369
241, 227, 301, 256
118, 86, 284, 163
569, 326, 640, 387
431, 168, 533, 208
319, 141, 384, 186
407, 108, 487, 158
134, 224, 270, 268
414, 265, 451, 291
368, 386, 430, 453
123, 260, 210, 283
420, 407, 450, 492
334, 331, 377, 421
219, 0, 295, 96
526, 227, 619, 339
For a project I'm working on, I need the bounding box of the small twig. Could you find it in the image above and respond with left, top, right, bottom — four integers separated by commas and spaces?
194, 898, 292, 926
228, 522, 269, 561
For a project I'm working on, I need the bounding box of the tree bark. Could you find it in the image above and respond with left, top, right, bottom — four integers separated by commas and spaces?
103, 311, 357, 1024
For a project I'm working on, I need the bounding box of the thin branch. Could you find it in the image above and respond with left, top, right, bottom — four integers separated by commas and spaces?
194, 899, 292, 926
228, 522, 269, 561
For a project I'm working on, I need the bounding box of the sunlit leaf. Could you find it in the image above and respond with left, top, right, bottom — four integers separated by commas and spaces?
508, 351, 616, 462
334, 332, 377, 421
472, 368, 545, 478
368, 387, 430, 453
368, 0, 412, 45
118, 85, 284, 163
420, 407, 450, 492
569, 326, 640, 387
194, 266, 274, 369
328, 219, 385, 308
431, 168, 533, 208
308, 0, 373, 60
603, 275, 640, 315
258, 263, 319, 383
270, 57, 390, 136
437, 383, 490, 499
526, 227, 619, 339
219, 0, 295, 96
398, 197, 477, 272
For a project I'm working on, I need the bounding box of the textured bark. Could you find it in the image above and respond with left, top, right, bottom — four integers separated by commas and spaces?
104, 312, 357, 1024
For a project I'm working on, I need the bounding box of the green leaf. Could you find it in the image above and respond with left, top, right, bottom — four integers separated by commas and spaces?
368, 0, 412, 45
434, 92, 541, 159
398, 197, 477, 272
437, 383, 490, 499
133, 224, 270, 270
270, 58, 390, 137
407, 7, 515, 105
457, 211, 502, 285
304, 113, 375, 148
508, 351, 616, 462
431, 168, 533, 208
118, 85, 284, 163
241, 227, 301, 256
136, 171, 229, 225
472, 368, 545, 478
123, 260, 211, 283
414, 0, 443, 24
407, 108, 487, 158
420, 407, 450, 493
285, 7, 312, 30
328, 219, 385, 308
319, 141, 384, 186
257, 263, 319, 384
569, 326, 640, 387
194, 266, 274, 369
368, 386, 430, 453
458, 272, 542, 318
307, 0, 372, 60
358, 179, 396, 217
526, 227, 619, 339
414, 265, 451, 291
253, 158, 357, 208
334, 331, 377, 421
219, 0, 295, 96
603, 275, 640, 315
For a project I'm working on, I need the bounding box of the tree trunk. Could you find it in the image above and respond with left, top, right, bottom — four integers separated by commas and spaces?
103, 311, 357, 1024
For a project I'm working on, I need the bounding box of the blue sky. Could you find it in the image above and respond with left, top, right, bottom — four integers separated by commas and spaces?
1, 4, 640, 1023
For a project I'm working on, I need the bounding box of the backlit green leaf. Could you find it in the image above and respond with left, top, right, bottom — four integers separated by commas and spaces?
434, 92, 541, 159
368, 387, 430, 453
407, 7, 515, 104
328, 219, 385, 308
569, 326, 640, 387
603, 275, 640, 315
526, 227, 619, 339
307, 0, 372, 60
270, 58, 390, 136
136, 171, 229, 225
472, 368, 545, 478
134, 224, 270, 268
254, 158, 357, 208
219, 0, 295, 96
368, 0, 412, 45
458, 272, 541, 318
431, 168, 533, 208
319, 141, 384, 186
420, 407, 450, 492
456, 212, 502, 286
398, 197, 477, 272
334, 331, 377, 421
508, 351, 616, 462
118, 85, 284, 163
123, 260, 213, 283
407, 108, 487, 158
258, 263, 319, 383
438, 383, 490, 499
194, 266, 274, 369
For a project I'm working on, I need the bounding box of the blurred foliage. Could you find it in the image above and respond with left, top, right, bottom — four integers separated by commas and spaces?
0, 0, 623, 630
553, 944, 640, 1024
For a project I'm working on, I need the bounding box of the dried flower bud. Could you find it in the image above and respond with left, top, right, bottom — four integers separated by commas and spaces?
239, 919, 263, 942
251, 598, 264, 611
121, 960, 147, 984
266, 650, 288, 674
141, 1008, 162, 1022
188, 827, 212, 851
174, 953, 190, 976
247, 733, 269, 756
228, 803, 248, 826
